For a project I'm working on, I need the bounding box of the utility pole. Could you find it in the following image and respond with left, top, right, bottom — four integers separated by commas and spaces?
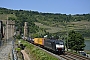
65, 21, 68, 51
67, 27, 68, 51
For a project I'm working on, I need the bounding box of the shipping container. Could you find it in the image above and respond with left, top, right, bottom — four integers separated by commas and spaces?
34, 38, 44, 46
34, 38, 39, 44
38, 38, 44, 45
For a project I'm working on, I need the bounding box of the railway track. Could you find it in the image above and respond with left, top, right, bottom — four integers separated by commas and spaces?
60, 55, 76, 60
59, 51, 90, 60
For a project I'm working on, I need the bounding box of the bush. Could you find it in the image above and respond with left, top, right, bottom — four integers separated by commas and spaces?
15, 48, 21, 52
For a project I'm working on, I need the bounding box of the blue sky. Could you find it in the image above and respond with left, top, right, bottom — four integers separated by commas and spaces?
0, 0, 90, 15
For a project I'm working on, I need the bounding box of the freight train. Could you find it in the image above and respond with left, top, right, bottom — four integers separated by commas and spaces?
27, 38, 65, 54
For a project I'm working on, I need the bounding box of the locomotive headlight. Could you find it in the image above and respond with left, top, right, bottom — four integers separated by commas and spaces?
56, 44, 64, 48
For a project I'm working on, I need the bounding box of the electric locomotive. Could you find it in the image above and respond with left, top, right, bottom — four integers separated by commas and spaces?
44, 39, 65, 54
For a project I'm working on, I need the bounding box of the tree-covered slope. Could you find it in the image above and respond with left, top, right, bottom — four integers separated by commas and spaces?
0, 7, 90, 39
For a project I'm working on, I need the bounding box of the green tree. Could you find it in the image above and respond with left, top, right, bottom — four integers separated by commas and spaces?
67, 30, 85, 52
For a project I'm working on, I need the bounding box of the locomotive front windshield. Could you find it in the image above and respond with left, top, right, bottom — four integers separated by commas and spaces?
56, 41, 64, 45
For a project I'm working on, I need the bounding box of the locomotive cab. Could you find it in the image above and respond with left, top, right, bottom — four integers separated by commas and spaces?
55, 40, 65, 54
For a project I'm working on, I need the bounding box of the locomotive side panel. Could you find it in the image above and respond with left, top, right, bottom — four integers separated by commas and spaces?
44, 40, 52, 49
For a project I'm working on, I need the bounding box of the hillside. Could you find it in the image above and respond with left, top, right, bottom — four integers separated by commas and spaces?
0, 7, 90, 39
35, 21, 90, 39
